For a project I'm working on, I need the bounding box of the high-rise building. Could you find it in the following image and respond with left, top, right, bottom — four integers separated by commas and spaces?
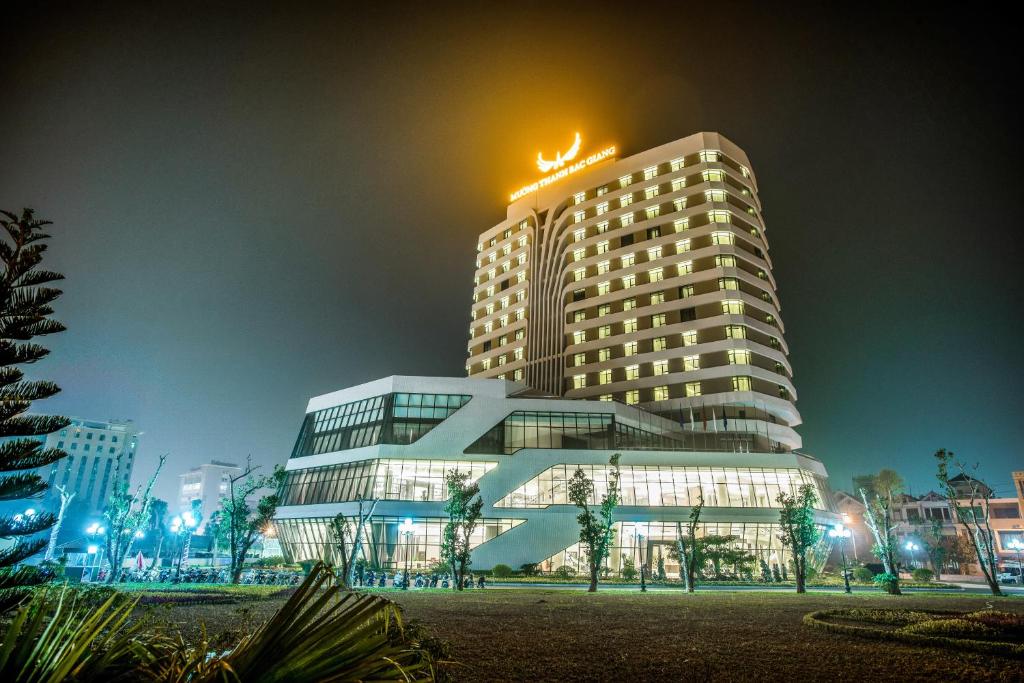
43, 418, 139, 516
177, 460, 241, 531
468, 132, 797, 453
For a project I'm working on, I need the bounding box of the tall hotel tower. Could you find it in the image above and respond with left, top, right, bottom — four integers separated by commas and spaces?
467, 132, 798, 453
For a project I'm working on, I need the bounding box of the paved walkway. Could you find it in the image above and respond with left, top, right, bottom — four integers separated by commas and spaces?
486, 580, 1024, 595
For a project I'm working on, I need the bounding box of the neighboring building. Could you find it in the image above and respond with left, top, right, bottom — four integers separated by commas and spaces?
830, 491, 872, 563
41, 418, 139, 517
467, 132, 799, 455
177, 460, 241, 532
274, 376, 838, 574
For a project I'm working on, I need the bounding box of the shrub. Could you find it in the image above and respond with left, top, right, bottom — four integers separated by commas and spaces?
966, 610, 1024, 637
519, 563, 539, 577
553, 565, 576, 580
620, 558, 638, 581
911, 568, 934, 583
491, 564, 513, 578
872, 572, 900, 594
900, 618, 999, 639
852, 566, 874, 583
805, 566, 818, 582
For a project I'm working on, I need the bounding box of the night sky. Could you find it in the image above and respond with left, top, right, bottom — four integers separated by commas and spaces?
2, 4, 1021, 504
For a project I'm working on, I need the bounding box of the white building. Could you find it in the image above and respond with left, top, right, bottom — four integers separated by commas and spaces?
43, 418, 139, 516
177, 460, 241, 532
274, 376, 837, 575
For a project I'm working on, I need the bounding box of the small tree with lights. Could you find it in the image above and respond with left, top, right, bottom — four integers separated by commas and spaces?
441, 469, 482, 591
674, 494, 704, 592
102, 453, 166, 583
776, 484, 821, 593
568, 453, 621, 592
329, 494, 379, 588
934, 448, 1003, 596
222, 463, 285, 584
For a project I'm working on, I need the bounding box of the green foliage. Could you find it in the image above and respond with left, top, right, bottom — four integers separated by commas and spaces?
491, 563, 513, 578
0, 208, 70, 607
441, 469, 483, 591
519, 563, 539, 577
911, 568, 934, 583
899, 618, 998, 638
621, 558, 638, 581
852, 566, 874, 583
759, 559, 772, 583
775, 484, 821, 592
221, 464, 287, 583
872, 572, 901, 594
568, 453, 620, 591
553, 565, 575, 579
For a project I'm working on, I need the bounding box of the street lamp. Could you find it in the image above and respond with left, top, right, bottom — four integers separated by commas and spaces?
399, 518, 416, 590
635, 524, 648, 593
828, 525, 852, 594
905, 541, 920, 570
85, 523, 106, 581
1007, 539, 1024, 584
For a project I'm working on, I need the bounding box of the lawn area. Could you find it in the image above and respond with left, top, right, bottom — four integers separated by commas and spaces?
137, 588, 1024, 681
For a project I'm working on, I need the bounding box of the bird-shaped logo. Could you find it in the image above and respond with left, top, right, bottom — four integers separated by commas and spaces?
537, 132, 582, 173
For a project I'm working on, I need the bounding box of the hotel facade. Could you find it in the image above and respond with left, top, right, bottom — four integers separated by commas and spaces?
275, 133, 838, 576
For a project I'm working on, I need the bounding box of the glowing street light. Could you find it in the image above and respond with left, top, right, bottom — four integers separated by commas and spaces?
399, 518, 416, 590
1007, 539, 1024, 583
905, 541, 920, 570
828, 525, 853, 594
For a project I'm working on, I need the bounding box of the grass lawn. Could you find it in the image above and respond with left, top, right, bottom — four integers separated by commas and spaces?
137, 588, 1024, 681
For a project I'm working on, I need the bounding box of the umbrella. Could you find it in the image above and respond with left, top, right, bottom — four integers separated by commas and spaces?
136, 550, 145, 570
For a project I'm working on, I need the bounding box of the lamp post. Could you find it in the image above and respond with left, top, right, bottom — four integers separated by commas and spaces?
1007, 539, 1024, 584
828, 525, 852, 594
85, 522, 106, 582
905, 541, 920, 571
636, 524, 647, 593
170, 514, 197, 581
399, 518, 416, 590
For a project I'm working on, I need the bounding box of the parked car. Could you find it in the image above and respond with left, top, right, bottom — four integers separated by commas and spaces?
997, 567, 1021, 584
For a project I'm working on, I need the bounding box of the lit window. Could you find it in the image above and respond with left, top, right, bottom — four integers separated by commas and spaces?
623, 297, 637, 311
624, 318, 638, 333
599, 325, 611, 339
705, 189, 726, 203
652, 313, 666, 328
625, 364, 639, 380
725, 325, 746, 339
597, 186, 608, 196
514, 347, 523, 360
573, 310, 586, 323
597, 221, 609, 233
722, 300, 744, 315
685, 381, 701, 397
488, 268, 496, 280
653, 336, 668, 351
643, 166, 657, 180
573, 248, 585, 262
708, 210, 730, 223
515, 328, 525, 340
673, 218, 689, 232
682, 330, 697, 346
673, 198, 687, 212
518, 236, 528, 248
574, 191, 586, 204
503, 244, 511, 255
597, 260, 610, 275
645, 206, 660, 219
513, 368, 524, 380
599, 394, 612, 401
621, 252, 635, 267
498, 354, 507, 365
598, 304, 611, 317
650, 291, 665, 305
625, 389, 639, 405
728, 349, 751, 365
482, 358, 491, 370
573, 267, 586, 282
644, 185, 659, 199
518, 253, 527, 265
516, 289, 525, 301
598, 281, 611, 295
675, 238, 691, 253
653, 360, 668, 376
699, 149, 721, 163
716, 255, 737, 268
573, 374, 587, 389
574, 228, 586, 242
719, 277, 740, 291
620, 213, 634, 227
731, 376, 752, 392
653, 385, 670, 401
621, 273, 636, 288
648, 246, 662, 260
620, 193, 633, 207
677, 261, 693, 275
683, 355, 700, 371
487, 286, 495, 296
649, 267, 664, 282
624, 340, 638, 356
702, 169, 725, 183
599, 369, 612, 385
517, 271, 526, 283
741, 165, 750, 178
486, 303, 494, 315
671, 178, 686, 192
670, 157, 684, 171
499, 315, 508, 327
597, 201, 609, 215
678, 284, 694, 298
573, 330, 586, 344
574, 210, 585, 223
500, 296, 509, 309
484, 321, 493, 333
712, 230, 735, 245
599, 347, 611, 361
619, 174, 632, 187
515, 308, 525, 320
596, 240, 610, 254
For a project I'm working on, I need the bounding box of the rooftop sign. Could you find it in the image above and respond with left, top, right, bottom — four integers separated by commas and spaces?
510, 133, 616, 202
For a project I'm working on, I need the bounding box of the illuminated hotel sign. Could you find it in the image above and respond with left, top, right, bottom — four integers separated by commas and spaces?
510, 133, 616, 202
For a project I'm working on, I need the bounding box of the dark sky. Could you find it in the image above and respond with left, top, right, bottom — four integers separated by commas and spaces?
2, 3, 1021, 503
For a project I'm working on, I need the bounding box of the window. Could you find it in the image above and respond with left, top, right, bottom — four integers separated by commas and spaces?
597, 221, 609, 233
620, 233, 634, 246
625, 390, 639, 405
682, 330, 697, 346
705, 189, 726, 203
673, 218, 689, 232
597, 201, 609, 215
677, 261, 693, 275
514, 368, 524, 380
619, 174, 632, 187
574, 228, 586, 242
621, 252, 635, 267
645, 206, 660, 220
597, 260, 610, 274
482, 358, 491, 370
624, 340, 638, 356
573, 374, 587, 389
574, 210, 585, 223
498, 354, 506, 366
573, 310, 586, 323
653, 385, 670, 401
649, 267, 664, 282
716, 255, 737, 268
573, 248, 585, 262
725, 325, 746, 339
648, 246, 662, 260
514, 347, 524, 360
708, 210, 730, 223
702, 168, 725, 183
597, 185, 608, 196
722, 300, 744, 315
624, 318, 638, 333
623, 297, 637, 311
670, 157, 684, 171
671, 178, 686, 192
732, 376, 752, 392
620, 213, 634, 227
729, 349, 751, 365
599, 325, 611, 339
621, 273, 636, 289
684, 355, 700, 371
650, 291, 665, 305
620, 193, 633, 207
515, 308, 525, 320
653, 336, 668, 351
644, 185, 659, 199
573, 267, 586, 282
599, 394, 613, 401
679, 306, 697, 321
675, 238, 691, 253
499, 315, 508, 327
599, 347, 611, 361
573, 191, 586, 204
598, 303, 611, 317
646, 226, 661, 240
573, 330, 586, 344
596, 240, 610, 254
711, 230, 734, 245
598, 281, 611, 295
573, 288, 586, 302
651, 313, 667, 328
599, 369, 612, 385
685, 382, 702, 397
653, 360, 668, 376
625, 364, 639, 380
518, 236, 528, 248
699, 149, 721, 163
486, 303, 495, 315
719, 277, 739, 290
643, 166, 657, 180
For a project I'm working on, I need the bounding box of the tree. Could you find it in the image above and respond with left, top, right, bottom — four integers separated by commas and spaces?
918, 519, 947, 580
441, 469, 483, 591
146, 498, 168, 570
0, 208, 69, 607
859, 478, 902, 595
329, 494, 379, 588
935, 449, 1003, 596
102, 454, 166, 583
776, 484, 821, 593
567, 454, 621, 592
43, 484, 74, 562
674, 494, 704, 592
223, 464, 286, 584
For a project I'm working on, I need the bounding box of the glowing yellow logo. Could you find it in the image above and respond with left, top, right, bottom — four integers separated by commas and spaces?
536, 132, 582, 173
